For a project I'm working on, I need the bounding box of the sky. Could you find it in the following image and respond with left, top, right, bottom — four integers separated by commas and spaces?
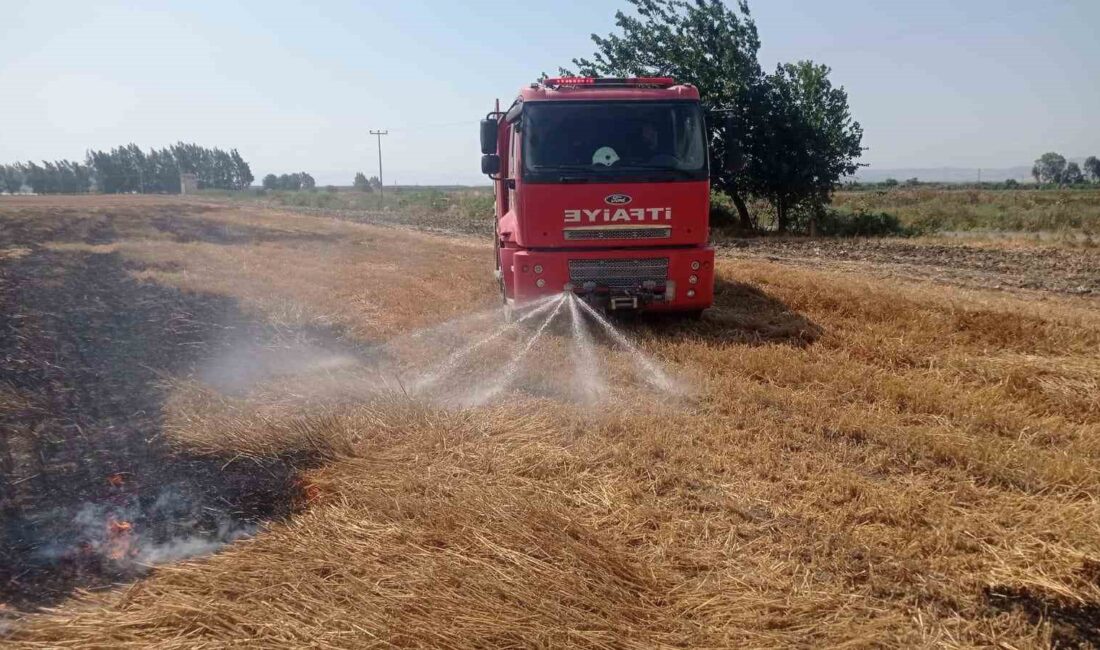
2, 0, 1098, 185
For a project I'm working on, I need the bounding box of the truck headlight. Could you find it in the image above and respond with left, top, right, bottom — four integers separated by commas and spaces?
691, 261, 701, 270
533, 264, 543, 274
536, 279, 546, 288
688, 275, 698, 285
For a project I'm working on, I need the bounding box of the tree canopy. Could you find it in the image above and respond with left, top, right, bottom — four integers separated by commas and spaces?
352, 172, 381, 192
743, 61, 863, 233
1032, 152, 1067, 185
1062, 161, 1085, 185
567, 0, 863, 232
262, 172, 315, 191
1084, 156, 1100, 183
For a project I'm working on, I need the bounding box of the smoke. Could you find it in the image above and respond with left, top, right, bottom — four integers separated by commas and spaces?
198, 334, 363, 394
32, 484, 261, 571
190, 290, 684, 412
7, 295, 687, 587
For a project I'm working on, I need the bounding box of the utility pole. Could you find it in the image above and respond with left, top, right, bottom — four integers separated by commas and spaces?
370, 129, 388, 201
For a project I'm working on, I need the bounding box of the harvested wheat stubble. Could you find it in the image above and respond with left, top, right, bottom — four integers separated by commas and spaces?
3, 196, 1100, 648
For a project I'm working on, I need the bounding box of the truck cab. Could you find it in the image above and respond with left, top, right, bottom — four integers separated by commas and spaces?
480, 77, 716, 315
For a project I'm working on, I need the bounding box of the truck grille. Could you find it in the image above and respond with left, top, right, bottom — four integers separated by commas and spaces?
568, 258, 669, 289
564, 227, 671, 241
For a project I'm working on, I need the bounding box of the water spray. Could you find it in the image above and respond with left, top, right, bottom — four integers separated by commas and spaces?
411, 294, 560, 393
567, 294, 605, 401
463, 294, 567, 405
574, 296, 676, 392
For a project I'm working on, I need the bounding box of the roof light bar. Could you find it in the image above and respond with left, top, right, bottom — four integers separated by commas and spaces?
624, 77, 676, 86
542, 76, 677, 88
544, 77, 595, 86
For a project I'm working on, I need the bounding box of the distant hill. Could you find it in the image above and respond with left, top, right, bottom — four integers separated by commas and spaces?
854, 158, 1092, 184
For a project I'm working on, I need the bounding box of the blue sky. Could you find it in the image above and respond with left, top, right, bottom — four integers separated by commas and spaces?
2, 0, 1098, 185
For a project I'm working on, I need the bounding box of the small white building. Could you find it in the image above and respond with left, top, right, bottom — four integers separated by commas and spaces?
180, 173, 199, 195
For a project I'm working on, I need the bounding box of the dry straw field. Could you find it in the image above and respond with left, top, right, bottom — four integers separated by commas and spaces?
2, 194, 1099, 647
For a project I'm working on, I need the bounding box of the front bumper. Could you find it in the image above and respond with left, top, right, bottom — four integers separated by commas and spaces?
508, 246, 714, 312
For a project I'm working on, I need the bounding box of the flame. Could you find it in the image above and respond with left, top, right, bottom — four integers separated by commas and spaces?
294, 477, 322, 505
107, 473, 126, 487
106, 517, 135, 561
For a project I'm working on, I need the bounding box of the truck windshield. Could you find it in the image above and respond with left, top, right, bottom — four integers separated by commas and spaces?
522, 101, 707, 183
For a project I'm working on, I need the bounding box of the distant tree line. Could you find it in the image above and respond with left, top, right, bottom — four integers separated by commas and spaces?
262, 172, 316, 191
0, 160, 92, 194
1032, 153, 1100, 186
0, 143, 253, 194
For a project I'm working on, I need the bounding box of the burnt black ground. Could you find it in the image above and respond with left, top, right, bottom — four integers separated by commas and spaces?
0, 215, 308, 611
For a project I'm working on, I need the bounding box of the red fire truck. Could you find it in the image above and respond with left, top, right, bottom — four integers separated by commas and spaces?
481, 76, 735, 317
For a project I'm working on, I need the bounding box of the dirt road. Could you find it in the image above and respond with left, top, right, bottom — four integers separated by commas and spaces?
2, 196, 1099, 648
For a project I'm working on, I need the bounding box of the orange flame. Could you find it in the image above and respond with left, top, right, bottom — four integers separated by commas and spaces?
106, 518, 135, 561
107, 473, 126, 487
293, 477, 322, 505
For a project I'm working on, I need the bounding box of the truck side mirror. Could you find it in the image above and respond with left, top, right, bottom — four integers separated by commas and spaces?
481, 154, 501, 175
724, 116, 745, 173
480, 119, 498, 155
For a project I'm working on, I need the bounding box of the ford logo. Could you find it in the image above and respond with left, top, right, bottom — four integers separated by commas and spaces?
604, 193, 632, 205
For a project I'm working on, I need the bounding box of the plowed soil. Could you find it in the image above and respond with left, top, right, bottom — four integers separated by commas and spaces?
717, 236, 1099, 297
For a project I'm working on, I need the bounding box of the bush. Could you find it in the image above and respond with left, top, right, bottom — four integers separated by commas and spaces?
815, 208, 912, 237
709, 190, 740, 226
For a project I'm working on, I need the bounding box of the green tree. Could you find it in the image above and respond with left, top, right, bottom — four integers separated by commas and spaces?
1, 164, 24, 194
353, 172, 372, 192
568, 0, 762, 229
1063, 161, 1084, 185
22, 162, 47, 194
1084, 156, 1100, 183
568, 0, 861, 232
262, 174, 278, 190
882, 178, 899, 187
277, 173, 301, 191
231, 150, 254, 189
1032, 152, 1066, 185
299, 172, 316, 190
743, 61, 863, 232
